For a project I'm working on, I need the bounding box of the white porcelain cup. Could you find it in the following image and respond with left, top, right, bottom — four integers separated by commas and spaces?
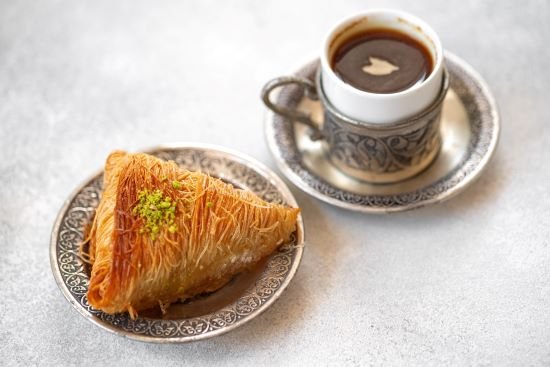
261, 9, 448, 183
321, 9, 444, 124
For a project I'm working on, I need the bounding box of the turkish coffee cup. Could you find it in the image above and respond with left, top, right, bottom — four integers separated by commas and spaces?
262, 9, 449, 183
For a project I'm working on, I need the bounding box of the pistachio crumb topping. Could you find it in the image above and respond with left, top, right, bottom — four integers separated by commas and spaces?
206, 201, 213, 208
132, 189, 177, 240
172, 180, 182, 189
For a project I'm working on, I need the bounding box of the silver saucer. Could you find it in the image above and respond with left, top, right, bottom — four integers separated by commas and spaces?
265, 52, 500, 213
50, 143, 304, 343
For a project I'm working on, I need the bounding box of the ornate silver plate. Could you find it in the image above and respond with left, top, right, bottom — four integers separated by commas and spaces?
265, 52, 500, 213
50, 143, 304, 343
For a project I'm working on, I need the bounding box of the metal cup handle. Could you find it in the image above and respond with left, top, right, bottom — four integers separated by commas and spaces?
261, 76, 324, 141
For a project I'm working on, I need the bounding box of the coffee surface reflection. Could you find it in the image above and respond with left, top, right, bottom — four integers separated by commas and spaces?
332, 29, 433, 94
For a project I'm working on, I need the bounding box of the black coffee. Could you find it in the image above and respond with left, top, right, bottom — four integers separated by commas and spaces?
331, 29, 433, 94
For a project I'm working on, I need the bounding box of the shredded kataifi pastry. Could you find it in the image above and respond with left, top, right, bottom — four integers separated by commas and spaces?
82, 151, 299, 319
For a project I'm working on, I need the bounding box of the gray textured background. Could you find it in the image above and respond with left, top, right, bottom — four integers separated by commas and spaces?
1, 0, 549, 366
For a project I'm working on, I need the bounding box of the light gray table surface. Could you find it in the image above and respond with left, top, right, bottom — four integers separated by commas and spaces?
1, 0, 549, 365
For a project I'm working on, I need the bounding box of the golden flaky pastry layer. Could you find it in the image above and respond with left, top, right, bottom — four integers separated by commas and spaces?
83, 151, 299, 319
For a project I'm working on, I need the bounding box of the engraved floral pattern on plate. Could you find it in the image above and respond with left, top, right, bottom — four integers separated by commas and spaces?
50, 144, 304, 343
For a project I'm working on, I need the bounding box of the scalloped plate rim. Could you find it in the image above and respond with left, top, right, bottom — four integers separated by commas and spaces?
264, 51, 500, 213
50, 142, 305, 343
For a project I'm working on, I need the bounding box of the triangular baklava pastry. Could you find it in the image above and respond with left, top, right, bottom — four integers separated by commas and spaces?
83, 151, 299, 318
